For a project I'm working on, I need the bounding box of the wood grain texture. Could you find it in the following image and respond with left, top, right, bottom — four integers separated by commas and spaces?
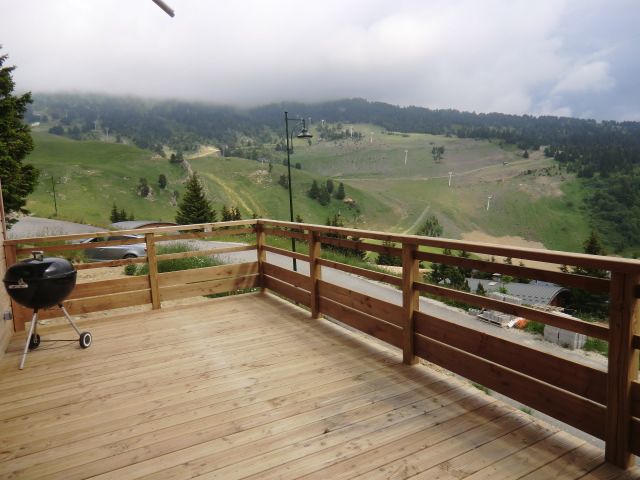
415, 311, 607, 405
605, 272, 640, 468
0, 294, 636, 479
414, 333, 606, 439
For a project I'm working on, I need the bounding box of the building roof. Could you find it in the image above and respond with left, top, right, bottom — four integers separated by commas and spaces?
110, 220, 177, 230
466, 278, 569, 306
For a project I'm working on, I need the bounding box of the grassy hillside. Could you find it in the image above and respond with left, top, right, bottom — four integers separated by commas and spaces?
24, 132, 392, 228
23, 129, 592, 253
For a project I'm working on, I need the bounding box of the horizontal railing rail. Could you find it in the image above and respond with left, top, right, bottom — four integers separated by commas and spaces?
3, 217, 639, 469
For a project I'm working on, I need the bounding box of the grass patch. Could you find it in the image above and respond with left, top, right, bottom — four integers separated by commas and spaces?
524, 321, 545, 335
583, 338, 609, 357
125, 242, 220, 275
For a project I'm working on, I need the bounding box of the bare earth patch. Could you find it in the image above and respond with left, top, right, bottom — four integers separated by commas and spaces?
461, 230, 561, 271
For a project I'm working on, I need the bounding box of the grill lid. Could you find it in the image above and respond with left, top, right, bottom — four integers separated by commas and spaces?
3, 252, 76, 283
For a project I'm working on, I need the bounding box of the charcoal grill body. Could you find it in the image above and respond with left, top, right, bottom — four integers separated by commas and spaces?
3, 252, 92, 369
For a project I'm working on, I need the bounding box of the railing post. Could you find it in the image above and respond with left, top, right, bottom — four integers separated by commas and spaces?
309, 230, 322, 319
402, 243, 419, 365
145, 233, 161, 310
605, 272, 640, 468
256, 222, 267, 293
3, 243, 28, 331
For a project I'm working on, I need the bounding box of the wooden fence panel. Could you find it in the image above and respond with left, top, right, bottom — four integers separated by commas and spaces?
318, 296, 403, 348
263, 276, 311, 307
317, 280, 402, 327
415, 311, 607, 404
414, 333, 606, 439
159, 275, 258, 302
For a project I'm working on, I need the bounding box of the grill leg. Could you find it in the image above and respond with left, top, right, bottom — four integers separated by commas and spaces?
19, 311, 38, 370
59, 305, 82, 336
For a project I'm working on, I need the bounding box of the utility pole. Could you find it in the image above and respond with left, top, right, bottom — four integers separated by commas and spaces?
404, 150, 408, 165
370, 132, 373, 143
51, 176, 58, 216
448, 171, 453, 187
486, 195, 493, 211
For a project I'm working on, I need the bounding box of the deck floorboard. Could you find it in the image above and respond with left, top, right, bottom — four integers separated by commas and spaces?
0, 293, 638, 479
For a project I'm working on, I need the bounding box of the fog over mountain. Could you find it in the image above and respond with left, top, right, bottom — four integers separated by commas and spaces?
1, 0, 639, 121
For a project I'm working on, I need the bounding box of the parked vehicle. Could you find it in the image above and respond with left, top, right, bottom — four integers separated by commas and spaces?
79, 235, 147, 261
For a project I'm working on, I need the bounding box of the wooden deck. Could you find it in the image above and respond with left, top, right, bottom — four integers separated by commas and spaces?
0, 293, 638, 480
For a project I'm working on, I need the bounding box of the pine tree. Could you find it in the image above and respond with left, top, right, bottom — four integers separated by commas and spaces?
158, 174, 167, 189
308, 180, 320, 199
318, 185, 331, 206
221, 205, 232, 222
475, 282, 486, 295
110, 203, 119, 223
334, 182, 346, 200
232, 206, 242, 221
175, 173, 216, 224
326, 179, 334, 194
0, 49, 38, 223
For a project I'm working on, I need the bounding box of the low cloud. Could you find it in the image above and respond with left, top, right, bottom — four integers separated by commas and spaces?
1, 0, 638, 120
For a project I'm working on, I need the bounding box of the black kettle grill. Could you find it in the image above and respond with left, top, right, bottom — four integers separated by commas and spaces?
3, 251, 92, 369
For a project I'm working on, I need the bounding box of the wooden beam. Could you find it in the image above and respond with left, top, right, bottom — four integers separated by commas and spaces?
158, 262, 258, 287
630, 418, 640, 456
309, 231, 322, 319
317, 280, 402, 327
262, 262, 311, 290
156, 245, 255, 261
262, 245, 309, 262
3, 243, 27, 331
318, 296, 403, 348
145, 233, 161, 310
255, 223, 267, 293
402, 243, 419, 365
415, 250, 610, 293
263, 276, 311, 307
605, 272, 640, 468
70, 275, 150, 299
159, 275, 258, 302
415, 311, 607, 405
414, 334, 606, 439
317, 258, 402, 287
415, 281, 609, 340
257, 219, 640, 274
630, 381, 640, 418
4, 219, 258, 245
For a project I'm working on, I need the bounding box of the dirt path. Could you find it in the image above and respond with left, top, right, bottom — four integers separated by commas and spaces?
403, 205, 430, 235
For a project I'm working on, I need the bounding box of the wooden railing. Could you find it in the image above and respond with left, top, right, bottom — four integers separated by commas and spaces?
3, 218, 640, 469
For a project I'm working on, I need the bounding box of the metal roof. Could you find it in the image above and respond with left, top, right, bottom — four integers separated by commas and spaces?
466, 278, 569, 306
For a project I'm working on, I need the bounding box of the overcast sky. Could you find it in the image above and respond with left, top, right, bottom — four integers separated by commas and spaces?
1, 0, 639, 121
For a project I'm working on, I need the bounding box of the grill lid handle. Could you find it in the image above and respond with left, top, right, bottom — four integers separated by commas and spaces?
32, 251, 44, 261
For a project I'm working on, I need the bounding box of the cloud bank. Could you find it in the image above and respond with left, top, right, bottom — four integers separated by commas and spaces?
1, 0, 638, 120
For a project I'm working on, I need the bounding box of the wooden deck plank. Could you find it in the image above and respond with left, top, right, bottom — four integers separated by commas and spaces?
0, 293, 636, 480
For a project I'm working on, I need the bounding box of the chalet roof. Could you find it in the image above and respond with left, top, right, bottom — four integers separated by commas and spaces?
466, 278, 569, 306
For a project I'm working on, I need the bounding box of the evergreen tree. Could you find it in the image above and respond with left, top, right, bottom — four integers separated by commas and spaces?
417, 215, 443, 237
110, 203, 119, 223
326, 179, 334, 194
137, 177, 150, 197
295, 214, 304, 223
221, 204, 232, 221
0, 49, 38, 223
334, 182, 346, 200
475, 282, 486, 295
318, 185, 331, 206
158, 174, 167, 189
232, 206, 242, 221
119, 208, 127, 222
175, 173, 216, 224
377, 240, 401, 266
308, 180, 320, 199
